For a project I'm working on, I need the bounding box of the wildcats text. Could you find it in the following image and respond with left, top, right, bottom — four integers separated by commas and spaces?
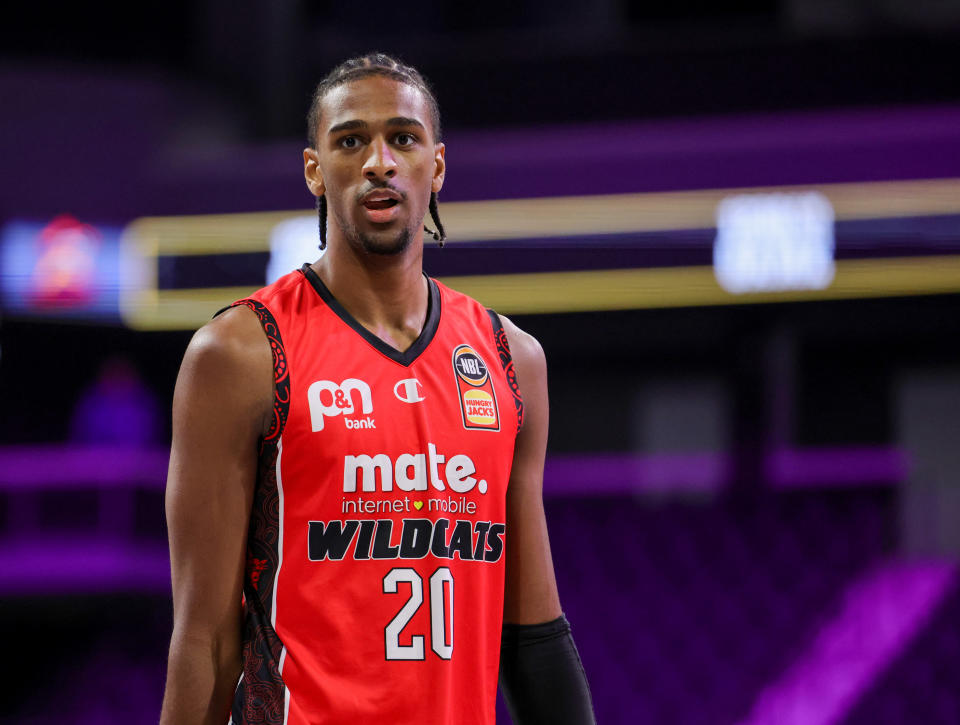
308, 518, 505, 563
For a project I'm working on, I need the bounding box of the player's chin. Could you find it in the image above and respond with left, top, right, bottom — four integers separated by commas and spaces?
357, 226, 414, 257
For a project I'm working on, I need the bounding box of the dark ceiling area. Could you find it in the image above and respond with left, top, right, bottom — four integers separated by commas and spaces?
5, 0, 960, 138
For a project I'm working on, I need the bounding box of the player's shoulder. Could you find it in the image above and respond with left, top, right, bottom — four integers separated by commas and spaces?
185, 303, 272, 383
493, 313, 546, 373
198, 266, 311, 353
248, 265, 313, 315
173, 303, 275, 434
179, 271, 305, 388
431, 279, 542, 356
488, 312, 546, 428
431, 278, 545, 368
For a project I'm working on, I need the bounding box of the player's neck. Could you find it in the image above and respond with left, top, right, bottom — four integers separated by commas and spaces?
311, 241, 430, 352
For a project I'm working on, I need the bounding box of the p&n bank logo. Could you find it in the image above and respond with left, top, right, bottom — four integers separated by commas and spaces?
307, 378, 374, 431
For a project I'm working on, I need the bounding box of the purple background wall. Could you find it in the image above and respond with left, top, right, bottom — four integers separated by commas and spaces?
5, 3, 960, 724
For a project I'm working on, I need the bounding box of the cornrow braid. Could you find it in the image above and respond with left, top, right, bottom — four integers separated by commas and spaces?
310, 51, 446, 251
426, 191, 446, 247
317, 194, 327, 250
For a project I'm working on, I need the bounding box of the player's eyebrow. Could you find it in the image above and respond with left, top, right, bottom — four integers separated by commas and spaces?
385, 116, 425, 130
327, 117, 426, 136
327, 119, 367, 135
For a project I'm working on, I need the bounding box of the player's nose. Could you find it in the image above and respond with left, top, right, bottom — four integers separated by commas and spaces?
363, 137, 398, 181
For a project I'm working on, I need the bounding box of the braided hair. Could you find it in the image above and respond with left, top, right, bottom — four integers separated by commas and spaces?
307, 52, 446, 250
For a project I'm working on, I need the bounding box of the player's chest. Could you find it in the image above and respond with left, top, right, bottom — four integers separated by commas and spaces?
281, 331, 511, 456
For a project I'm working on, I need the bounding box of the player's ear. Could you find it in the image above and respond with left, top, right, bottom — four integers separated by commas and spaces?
432, 142, 445, 195
303, 147, 326, 197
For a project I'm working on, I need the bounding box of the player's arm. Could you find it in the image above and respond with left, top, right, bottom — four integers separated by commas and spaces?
497, 315, 596, 725
160, 307, 274, 725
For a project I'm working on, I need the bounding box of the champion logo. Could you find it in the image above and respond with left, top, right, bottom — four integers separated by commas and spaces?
394, 378, 425, 404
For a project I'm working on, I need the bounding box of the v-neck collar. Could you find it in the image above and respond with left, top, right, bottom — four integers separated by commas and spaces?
300, 262, 441, 367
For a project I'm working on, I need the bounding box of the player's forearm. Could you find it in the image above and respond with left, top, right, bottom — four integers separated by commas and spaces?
499, 615, 596, 725
160, 629, 242, 725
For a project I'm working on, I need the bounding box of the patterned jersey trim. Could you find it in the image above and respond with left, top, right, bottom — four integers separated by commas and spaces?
224, 298, 289, 724
486, 309, 524, 433
229, 299, 291, 449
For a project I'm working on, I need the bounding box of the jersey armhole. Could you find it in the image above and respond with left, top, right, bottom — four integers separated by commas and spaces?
222, 299, 291, 448
486, 309, 524, 434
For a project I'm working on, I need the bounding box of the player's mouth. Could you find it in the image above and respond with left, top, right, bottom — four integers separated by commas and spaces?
360, 189, 404, 224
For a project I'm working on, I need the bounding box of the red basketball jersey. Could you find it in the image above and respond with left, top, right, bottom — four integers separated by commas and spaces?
227, 264, 522, 725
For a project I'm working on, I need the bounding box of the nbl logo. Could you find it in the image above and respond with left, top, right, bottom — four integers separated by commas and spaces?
453, 347, 488, 386
451, 345, 499, 431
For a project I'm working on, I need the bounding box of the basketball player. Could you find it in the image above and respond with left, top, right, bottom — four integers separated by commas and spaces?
160, 53, 595, 725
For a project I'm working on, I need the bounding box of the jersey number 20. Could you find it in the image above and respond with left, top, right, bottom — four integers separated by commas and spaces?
383, 567, 454, 660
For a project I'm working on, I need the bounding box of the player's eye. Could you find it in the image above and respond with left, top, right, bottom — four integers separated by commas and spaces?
338, 136, 361, 149
394, 133, 416, 147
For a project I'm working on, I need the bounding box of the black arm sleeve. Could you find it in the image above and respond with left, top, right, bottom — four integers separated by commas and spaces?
498, 614, 596, 725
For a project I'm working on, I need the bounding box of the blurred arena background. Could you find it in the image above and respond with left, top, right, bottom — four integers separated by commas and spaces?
4, 2, 960, 723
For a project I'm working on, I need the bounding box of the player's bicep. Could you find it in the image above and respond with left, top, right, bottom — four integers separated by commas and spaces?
166, 311, 273, 640
500, 316, 563, 624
